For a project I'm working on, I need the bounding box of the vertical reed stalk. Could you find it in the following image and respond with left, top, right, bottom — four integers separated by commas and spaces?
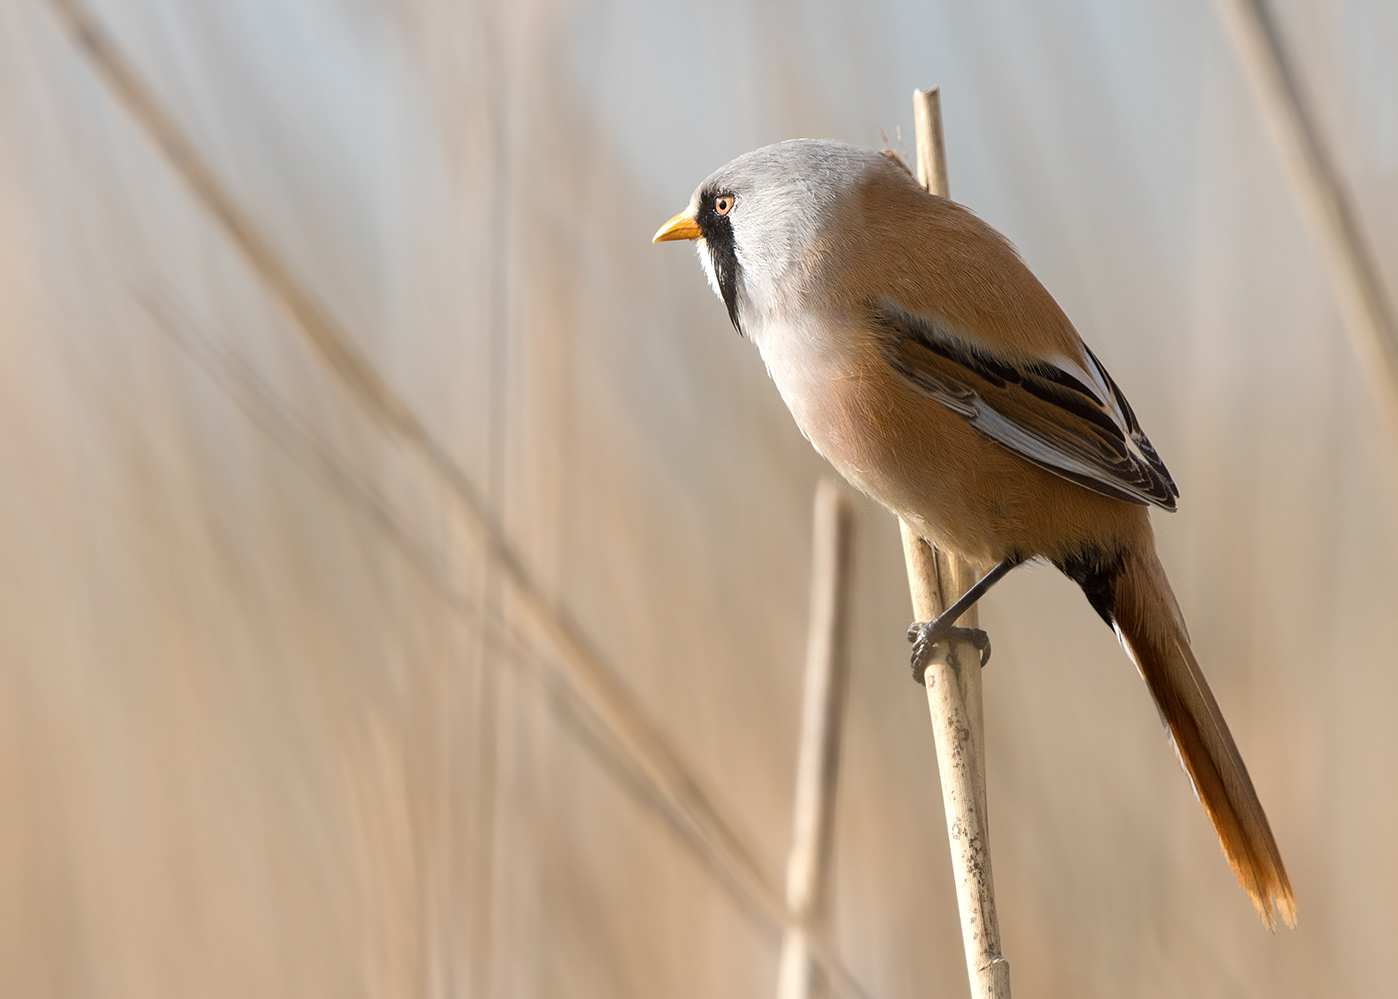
902, 86, 1011, 999
778, 480, 855, 999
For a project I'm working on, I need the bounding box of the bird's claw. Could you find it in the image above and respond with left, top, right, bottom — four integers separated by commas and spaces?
907, 621, 992, 684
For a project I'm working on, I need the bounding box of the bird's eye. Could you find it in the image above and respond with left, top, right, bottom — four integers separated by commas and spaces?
714, 194, 734, 215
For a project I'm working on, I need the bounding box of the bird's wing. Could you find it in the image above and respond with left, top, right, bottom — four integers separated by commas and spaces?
876, 300, 1179, 510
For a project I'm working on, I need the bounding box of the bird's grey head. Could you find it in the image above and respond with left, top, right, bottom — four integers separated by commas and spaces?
654, 139, 890, 337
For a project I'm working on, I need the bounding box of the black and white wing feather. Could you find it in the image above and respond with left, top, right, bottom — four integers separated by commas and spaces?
877, 300, 1179, 511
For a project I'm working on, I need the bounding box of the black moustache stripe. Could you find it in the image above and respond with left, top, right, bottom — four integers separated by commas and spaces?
696, 190, 743, 335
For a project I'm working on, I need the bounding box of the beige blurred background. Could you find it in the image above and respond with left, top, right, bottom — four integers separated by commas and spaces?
2, 0, 1396, 995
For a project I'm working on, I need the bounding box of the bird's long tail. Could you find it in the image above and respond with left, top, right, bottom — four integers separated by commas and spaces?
1108, 544, 1296, 929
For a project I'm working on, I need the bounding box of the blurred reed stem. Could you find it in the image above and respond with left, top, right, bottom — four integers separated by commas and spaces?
1213, 0, 1398, 439
778, 480, 855, 999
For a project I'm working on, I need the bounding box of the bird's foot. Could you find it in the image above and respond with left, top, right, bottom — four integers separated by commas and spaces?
906, 621, 992, 684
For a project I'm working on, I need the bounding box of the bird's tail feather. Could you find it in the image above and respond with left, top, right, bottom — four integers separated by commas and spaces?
1111, 546, 1296, 930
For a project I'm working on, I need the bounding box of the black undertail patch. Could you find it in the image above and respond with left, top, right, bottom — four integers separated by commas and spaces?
1055, 545, 1124, 628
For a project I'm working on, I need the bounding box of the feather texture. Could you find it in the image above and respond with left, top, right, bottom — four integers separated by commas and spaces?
1111, 546, 1296, 930
876, 300, 1179, 510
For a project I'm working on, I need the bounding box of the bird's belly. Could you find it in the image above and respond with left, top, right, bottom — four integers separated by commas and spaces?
760, 334, 1144, 567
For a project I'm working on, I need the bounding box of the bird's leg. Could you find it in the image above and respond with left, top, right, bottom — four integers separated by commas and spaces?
907, 557, 1018, 684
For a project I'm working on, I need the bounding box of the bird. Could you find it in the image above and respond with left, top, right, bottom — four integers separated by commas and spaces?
653, 138, 1295, 930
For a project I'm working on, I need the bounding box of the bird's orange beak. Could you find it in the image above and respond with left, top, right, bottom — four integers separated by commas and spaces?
652, 211, 702, 242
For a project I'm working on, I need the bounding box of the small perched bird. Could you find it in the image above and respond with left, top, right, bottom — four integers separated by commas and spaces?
654, 139, 1295, 929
